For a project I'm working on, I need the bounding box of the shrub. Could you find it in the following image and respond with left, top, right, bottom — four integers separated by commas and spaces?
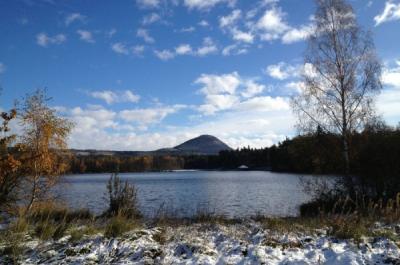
104, 214, 139, 238
105, 174, 141, 218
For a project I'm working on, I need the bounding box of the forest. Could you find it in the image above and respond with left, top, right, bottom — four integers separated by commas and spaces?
68, 122, 400, 200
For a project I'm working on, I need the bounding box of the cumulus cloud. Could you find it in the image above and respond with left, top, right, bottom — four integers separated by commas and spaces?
89, 90, 140, 104
111, 43, 129, 55
281, 24, 314, 44
248, 5, 315, 44
382, 60, 400, 88
196, 37, 218, 56
154, 49, 175, 60
231, 28, 254, 43
374, 1, 400, 26
241, 80, 265, 98
36, 33, 66, 47
236, 96, 289, 112
265, 62, 299, 80
153, 38, 218, 60
175, 44, 193, 55
137, 28, 155, 43
183, 0, 236, 10
120, 105, 185, 125
222, 44, 248, 56
257, 7, 290, 41
77, 30, 95, 43
195, 72, 285, 115
65, 13, 86, 26
376, 60, 400, 123
198, 20, 209, 27
111, 43, 145, 56
132, 45, 145, 56
196, 72, 241, 95
219, 9, 241, 28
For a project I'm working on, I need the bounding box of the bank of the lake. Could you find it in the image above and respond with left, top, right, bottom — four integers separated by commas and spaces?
1, 218, 399, 265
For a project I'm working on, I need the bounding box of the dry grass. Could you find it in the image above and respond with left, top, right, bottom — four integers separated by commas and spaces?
104, 213, 141, 238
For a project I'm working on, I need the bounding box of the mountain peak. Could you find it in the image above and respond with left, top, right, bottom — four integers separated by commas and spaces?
174, 135, 232, 155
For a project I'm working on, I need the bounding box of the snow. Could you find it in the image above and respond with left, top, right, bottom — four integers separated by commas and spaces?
1, 222, 399, 264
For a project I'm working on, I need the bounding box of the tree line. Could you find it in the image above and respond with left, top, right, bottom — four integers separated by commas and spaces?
67, 122, 400, 200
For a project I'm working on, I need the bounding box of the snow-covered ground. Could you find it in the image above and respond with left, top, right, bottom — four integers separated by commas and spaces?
1, 221, 399, 265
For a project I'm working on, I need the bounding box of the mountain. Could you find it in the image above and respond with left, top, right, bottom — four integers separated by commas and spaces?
171, 135, 232, 155
72, 135, 232, 157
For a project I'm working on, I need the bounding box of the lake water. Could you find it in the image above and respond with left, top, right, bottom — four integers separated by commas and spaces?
55, 171, 325, 218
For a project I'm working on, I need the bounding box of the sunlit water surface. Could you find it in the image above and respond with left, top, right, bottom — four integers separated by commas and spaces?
55, 171, 331, 218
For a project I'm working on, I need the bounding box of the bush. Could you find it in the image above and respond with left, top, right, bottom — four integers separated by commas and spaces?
105, 174, 141, 218
104, 214, 139, 238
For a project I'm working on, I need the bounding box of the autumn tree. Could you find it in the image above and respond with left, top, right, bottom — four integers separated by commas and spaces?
291, 0, 382, 192
0, 108, 21, 211
19, 89, 73, 212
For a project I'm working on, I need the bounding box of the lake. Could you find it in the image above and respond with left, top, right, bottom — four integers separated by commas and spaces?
55, 171, 326, 218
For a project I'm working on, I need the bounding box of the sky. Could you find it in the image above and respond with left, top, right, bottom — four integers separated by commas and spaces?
0, 0, 399, 151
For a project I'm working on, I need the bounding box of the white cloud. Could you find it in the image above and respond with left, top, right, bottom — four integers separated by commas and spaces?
154, 49, 175, 60
376, 61, 400, 123
195, 71, 284, 115
257, 7, 290, 41
132, 45, 145, 56
198, 20, 209, 27
265, 62, 299, 80
231, 28, 254, 43
196, 37, 218, 56
111, 42, 129, 55
112, 43, 145, 56
175, 44, 193, 55
137, 28, 155, 43
382, 61, 400, 88
284, 81, 305, 93
219, 9, 241, 28
69, 105, 118, 132
36, 33, 66, 47
236, 96, 289, 112
183, 0, 236, 10
90, 90, 140, 104
180, 26, 196, 33
119, 105, 184, 124
377, 89, 400, 125
136, 0, 160, 8
153, 38, 219, 61
196, 72, 241, 95
0, 63, 5, 74
281, 24, 314, 44
241, 80, 265, 98
222, 44, 248, 56
142, 12, 161, 25
65, 13, 85, 26
374, 1, 400, 26
77, 30, 95, 43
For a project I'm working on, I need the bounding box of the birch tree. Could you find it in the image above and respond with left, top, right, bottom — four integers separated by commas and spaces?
292, 0, 382, 191
19, 89, 73, 212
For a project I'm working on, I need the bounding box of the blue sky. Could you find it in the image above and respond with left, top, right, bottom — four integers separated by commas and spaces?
0, 0, 399, 150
